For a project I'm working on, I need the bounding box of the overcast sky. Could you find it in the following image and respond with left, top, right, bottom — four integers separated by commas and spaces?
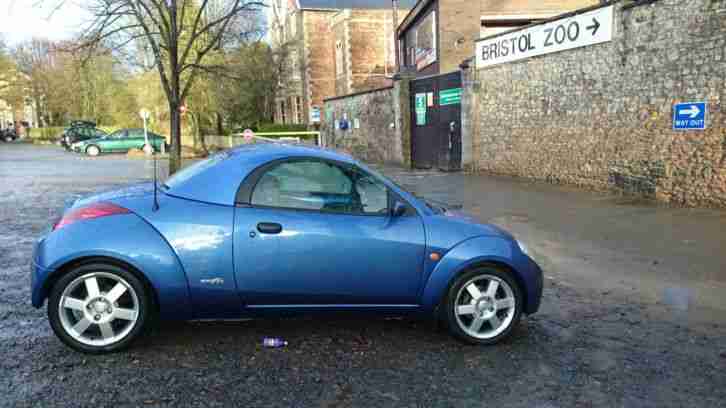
0, 0, 89, 46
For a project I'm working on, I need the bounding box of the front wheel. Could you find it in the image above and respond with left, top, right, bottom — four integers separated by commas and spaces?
443, 266, 523, 345
142, 144, 154, 155
86, 145, 101, 156
48, 263, 151, 353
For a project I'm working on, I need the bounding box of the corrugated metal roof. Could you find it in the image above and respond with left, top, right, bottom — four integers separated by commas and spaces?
299, 0, 418, 10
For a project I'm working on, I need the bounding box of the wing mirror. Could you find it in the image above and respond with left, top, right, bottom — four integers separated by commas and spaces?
390, 201, 407, 217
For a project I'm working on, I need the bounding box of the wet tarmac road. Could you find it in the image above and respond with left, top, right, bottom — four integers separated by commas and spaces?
1, 144, 725, 407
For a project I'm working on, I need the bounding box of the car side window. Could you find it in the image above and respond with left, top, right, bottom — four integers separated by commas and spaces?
352, 170, 389, 214
251, 160, 389, 215
128, 129, 144, 138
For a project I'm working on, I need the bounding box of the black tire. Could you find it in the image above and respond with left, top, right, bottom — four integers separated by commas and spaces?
48, 263, 152, 354
443, 266, 523, 345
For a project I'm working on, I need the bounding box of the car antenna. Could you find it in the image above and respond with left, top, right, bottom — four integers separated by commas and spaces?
152, 148, 160, 212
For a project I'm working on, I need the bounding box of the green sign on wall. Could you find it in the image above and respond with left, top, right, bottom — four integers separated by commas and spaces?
415, 93, 427, 125
440, 88, 462, 106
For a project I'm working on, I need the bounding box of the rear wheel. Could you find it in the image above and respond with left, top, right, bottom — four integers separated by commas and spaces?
86, 145, 101, 156
444, 266, 523, 345
48, 263, 151, 353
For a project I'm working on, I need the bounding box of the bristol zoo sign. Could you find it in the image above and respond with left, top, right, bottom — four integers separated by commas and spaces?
476, 5, 614, 69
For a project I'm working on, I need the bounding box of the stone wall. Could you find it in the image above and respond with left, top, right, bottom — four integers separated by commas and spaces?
465, 0, 726, 207
322, 86, 404, 165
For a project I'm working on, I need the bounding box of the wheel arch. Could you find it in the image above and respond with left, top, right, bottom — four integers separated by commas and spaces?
421, 235, 537, 316
33, 213, 193, 319
40, 255, 160, 316
433, 259, 527, 319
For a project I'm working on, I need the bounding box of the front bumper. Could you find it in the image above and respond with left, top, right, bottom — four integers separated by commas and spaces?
523, 254, 543, 315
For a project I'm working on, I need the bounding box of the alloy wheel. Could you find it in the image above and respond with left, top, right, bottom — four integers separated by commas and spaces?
453, 274, 517, 340
58, 272, 140, 347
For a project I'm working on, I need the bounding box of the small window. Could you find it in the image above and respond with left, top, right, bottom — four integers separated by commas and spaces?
295, 96, 303, 124
251, 160, 389, 215
335, 40, 344, 77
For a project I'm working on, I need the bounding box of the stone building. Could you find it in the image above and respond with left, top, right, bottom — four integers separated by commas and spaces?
397, 0, 598, 77
268, 0, 415, 126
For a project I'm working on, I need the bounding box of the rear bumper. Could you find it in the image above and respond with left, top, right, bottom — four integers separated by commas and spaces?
31, 255, 52, 309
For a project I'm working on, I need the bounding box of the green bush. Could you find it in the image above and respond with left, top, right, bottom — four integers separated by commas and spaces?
28, 127, 65, 140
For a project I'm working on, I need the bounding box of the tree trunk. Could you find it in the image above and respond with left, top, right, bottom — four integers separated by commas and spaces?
169, 102, 182, 175
216, 112, 223, 135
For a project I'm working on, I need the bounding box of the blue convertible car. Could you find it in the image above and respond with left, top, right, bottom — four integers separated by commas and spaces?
31, 144, 542, 353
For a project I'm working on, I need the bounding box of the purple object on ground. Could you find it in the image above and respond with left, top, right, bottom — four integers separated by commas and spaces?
262, 337, 288, 348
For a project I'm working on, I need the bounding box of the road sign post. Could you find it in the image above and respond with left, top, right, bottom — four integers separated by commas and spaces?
673, 102, 707, 131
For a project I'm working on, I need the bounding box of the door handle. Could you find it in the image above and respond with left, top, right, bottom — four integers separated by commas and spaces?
257, 222, 283, 234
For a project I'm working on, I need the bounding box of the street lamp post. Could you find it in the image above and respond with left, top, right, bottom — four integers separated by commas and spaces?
139, 108, 152, 155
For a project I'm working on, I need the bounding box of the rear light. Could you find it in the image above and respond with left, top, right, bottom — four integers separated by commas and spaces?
53, 202, 130, 231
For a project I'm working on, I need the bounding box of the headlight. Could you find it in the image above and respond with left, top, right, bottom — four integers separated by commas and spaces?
517, 240, 529, 255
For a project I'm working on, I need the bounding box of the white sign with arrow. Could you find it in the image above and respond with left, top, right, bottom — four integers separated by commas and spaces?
476, 5, 614, 69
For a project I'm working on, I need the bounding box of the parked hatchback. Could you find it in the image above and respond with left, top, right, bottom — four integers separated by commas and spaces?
72, 128, 167, 156
61, 122, 107, 150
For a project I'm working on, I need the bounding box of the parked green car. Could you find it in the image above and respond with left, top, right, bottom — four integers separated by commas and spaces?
72, 128, 167, 156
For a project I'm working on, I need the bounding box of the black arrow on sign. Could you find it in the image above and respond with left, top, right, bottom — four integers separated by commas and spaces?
587, 18, 600, 36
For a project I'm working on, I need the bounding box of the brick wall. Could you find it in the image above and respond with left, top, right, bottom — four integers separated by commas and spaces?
303, 10, 336, 121
465, 0, 726, 207
438, 0, 481, 73
480, 0, 598, 14
348, 9, 397, 92
331, 9, 402, 97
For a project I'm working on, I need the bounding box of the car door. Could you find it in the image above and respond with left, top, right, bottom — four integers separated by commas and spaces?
233, 158, 426, 306
102, 130, 127, 151
126, 129, 147, 150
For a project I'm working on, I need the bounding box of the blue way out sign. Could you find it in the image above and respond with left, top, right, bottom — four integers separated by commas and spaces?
673, 102, 707, 130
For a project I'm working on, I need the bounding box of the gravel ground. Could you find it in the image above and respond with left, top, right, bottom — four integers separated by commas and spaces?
1, 144, 725, 408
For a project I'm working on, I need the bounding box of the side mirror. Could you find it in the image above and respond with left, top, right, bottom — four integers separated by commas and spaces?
390, 201, 407, 217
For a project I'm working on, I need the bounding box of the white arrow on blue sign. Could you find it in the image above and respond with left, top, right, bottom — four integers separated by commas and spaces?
673, 102, 707, 130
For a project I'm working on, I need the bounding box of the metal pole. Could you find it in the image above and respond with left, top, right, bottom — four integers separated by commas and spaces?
393, 0, 400, 70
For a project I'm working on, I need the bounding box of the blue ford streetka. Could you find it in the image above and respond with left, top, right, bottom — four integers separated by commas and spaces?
31, 144, 543, 353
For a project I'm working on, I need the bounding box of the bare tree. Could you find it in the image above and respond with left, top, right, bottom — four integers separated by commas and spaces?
49, 0, 265, 173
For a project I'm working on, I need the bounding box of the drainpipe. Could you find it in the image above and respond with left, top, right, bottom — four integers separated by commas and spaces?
393, 0, 400, 71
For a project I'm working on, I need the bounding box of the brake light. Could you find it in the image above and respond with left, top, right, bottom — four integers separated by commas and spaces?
53, 202, 130, 231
